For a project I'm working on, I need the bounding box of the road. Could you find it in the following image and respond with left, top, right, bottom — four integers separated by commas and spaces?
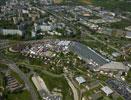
64, 74, 79, 100
0, 59, 39, 100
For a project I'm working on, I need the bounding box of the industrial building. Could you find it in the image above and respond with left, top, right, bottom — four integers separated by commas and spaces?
32, 75, 49, 99
101, 86, 113, 96
0, 29, 22, 36
69, 42, 129, 72
75, 76, 86, 85
96, 62, 129, 72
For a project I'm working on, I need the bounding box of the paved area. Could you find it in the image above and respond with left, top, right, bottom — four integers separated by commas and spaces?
64, 74, 79, 100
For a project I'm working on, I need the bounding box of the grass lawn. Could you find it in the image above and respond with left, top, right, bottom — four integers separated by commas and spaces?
109, 20, 131, 29
54, 0, 63, 4
6, 90, 31, 100
126, 69, 131, 84
92, 0, 131, 12
0, 72, 4, 90
78, 0, 91, 4
3, 49, 25, 62
0, 63, 8, 69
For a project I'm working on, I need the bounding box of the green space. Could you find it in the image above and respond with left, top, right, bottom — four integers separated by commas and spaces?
35, 69, 73, 100
18, 65, 31, 74
0, 63, 8, 69
0, 34, 22, 40
90, 33, 131, 49
81, 39, 115, 55
97, 74, 110, 81
92, 0, 131, 12
2, 49, 26, 62
0, 0, 9, 6
0, 20, 17, 29
126, 69, 131, 83
6, 90, 31, 100
109, 19, 131, 29
0, 72, 4, 91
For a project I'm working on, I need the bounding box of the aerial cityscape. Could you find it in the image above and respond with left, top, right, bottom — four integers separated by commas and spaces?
0, 0, 131, 100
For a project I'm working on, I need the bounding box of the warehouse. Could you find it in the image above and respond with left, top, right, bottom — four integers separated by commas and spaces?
101, 86, 113, 96
69, 42, 110, 70
96, 62, 129, 72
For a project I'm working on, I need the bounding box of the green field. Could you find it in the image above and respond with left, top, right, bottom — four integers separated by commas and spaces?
92, 0, 131, 12
126, 69, 131, 84
0, 63, 8, 69
6, 90, 31, 100
0, 72, 4, 91
109, 20, 131, 29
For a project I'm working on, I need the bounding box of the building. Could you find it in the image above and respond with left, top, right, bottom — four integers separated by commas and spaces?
75, 76, 86, 84
101, 86, 113, 96
0, 29, 22, 36
37, 25, 52, 32
125, 26, 131, 31
125, 31, 131, 39
32, 75, 50, 99
96, 62, 129, 72
69, 42, 109, 70
69, 42, 129, 72
106, 79, 131, 100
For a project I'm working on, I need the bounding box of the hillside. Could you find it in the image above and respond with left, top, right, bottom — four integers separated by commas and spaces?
89, 0, 131, 12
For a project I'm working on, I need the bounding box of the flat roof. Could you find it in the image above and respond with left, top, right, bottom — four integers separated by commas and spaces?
98, 62, 129, 71
69, 42, 109, 66
101, 86, 113, 96
75, 76, 86, 84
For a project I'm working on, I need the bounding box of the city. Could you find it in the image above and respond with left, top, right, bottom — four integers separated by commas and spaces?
0, 0, 131, 100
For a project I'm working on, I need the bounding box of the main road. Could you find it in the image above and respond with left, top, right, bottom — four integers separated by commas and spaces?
64, 74, 79, 100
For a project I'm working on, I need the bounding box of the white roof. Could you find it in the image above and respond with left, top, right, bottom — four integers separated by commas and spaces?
32, 76, 49, 93
57, 41, 70, 46
98, 62, 129, 71
101, 86, 113, 96
125, 26, 131, 31
1, 29, 22, 36
75, 76, 86, 84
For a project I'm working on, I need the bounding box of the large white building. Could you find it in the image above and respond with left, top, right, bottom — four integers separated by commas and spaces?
75, 76, 86, 84
0, 29, 22, 36
101, 86, 113, 96
32, 75, 49, 99
96, 62, 129, 72
37, 25, 52, 32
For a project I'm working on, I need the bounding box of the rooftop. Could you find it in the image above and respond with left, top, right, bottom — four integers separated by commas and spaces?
75, 76, 86, 84
101, 86, 113, 96
69, 42, 109, 67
